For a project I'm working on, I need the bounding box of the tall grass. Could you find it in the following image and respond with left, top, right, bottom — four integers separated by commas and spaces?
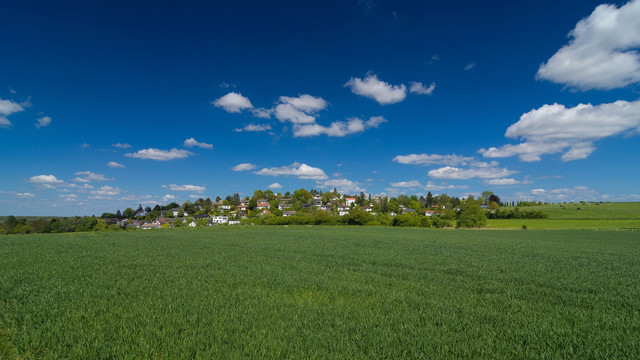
1, 227, 639, 358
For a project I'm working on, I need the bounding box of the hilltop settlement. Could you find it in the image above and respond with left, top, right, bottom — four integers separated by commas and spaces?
1, 189, 550, 234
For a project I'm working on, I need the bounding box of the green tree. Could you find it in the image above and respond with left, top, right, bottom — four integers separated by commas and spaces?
481, 191, 494, 205
123, 208, 135, 219
292, 188, 313, 206
457, 203, 487, 228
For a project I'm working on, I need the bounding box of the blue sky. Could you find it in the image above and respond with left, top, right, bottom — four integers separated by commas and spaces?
1, 0, 639, 216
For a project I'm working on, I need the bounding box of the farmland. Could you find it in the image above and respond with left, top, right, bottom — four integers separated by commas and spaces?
487, 202, 640, 230
1, 227, 640, 358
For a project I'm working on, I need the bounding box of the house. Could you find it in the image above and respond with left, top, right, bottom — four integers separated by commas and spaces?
339, 210, 350, 216
220, 205, 231, 211
278, 200, 291, 210
345, 197, 356, 206
282, 211, 297, 217
260, 209, 271, 216
188, 221, 197, 227
424, 210, 436, 217
237, 211, 247, 219
235, 204, 248, 211
211, 215, 228, 224
336, 203, 348, 211
401, 208, 416, 214
194, 214, 210, 221
257, 202, 270, 210
318, 205, 332, 212
431, 204, 446, 209
361, 206, 373, 212
141, 222, 161, 230
228, 220, 241, 225
171, 207, 182, 216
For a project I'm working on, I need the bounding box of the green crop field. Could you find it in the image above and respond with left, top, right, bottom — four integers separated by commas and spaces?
505, 202, 640, 220
1, 227, 639, 359
486, 219, 640, 230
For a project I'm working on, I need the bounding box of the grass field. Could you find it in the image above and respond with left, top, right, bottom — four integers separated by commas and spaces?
487, 219, 640, 230
504, 202, 640, 220
1, 227, 639, 358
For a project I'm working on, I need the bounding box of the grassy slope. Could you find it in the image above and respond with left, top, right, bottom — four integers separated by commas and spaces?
487, 202, 640, 229
1, 227, 639, 359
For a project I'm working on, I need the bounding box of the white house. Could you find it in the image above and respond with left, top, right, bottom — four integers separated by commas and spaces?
228, 220, 240, 225
345, 197, 356, 206
211, 215, 229, 224
257, 202, 270, 210
339, 210, 350, 216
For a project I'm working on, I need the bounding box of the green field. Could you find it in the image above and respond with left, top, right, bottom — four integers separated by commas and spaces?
1, 227, 640, 358
505, 202, 640, 220
486, 202, 640, 229
487, 219, 640, 230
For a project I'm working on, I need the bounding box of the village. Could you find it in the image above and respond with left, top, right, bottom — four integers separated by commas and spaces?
101, 190, 454, 230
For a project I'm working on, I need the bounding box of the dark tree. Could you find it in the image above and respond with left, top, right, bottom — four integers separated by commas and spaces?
488, 194, 501, 205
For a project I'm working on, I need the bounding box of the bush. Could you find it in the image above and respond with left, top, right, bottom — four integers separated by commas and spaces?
456, 204, 487, 228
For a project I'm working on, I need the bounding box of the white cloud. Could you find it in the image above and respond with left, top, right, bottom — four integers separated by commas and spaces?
514, 186, 602, 202
251, 108, 273, 119
279, 95, 327, 112
393, 153, 474, 166
67, 183, 94, 190
537, 0, 640, 90
81, 143, 90, 148
232, 163, 257, 171
316, 178, 366, 193
345, 74, 407, 105
125, 148, 193, 161
112, 142, 132, 148
73, 171, 113, 182
275, 103, 316, 124
390, 180, 422, 188
163, 184, 206, 192
213, 92, 253, 113
107, 161, 125, 168
484, 178, 522, 185
90, 186, 121, 196
268, 182, 283, 189
16, 192, 35, 197
235, 123, 272, 132
424, 182, 469, 191
464, 62, 476, 71
254, 162, 328, 180
35, 116, 52, 129
409, 82, 435, 95
0, 99, 25, 128
274, 95, 327, 125
479, 99, 640, 162
184, 137, 213, 149
161, 194, 176, 202
428, 162, 518, 180
293, 116, 386, 137
27, 174, 64, 186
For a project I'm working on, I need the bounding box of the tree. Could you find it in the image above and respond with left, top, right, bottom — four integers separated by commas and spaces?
292, 188, 312, 206
123, 208, 135, 219
115, 209, 122, 218
426, 192, 433, 207
488, 194, 501, 206
481, 191, 494, 205
456, 203, 487, 228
